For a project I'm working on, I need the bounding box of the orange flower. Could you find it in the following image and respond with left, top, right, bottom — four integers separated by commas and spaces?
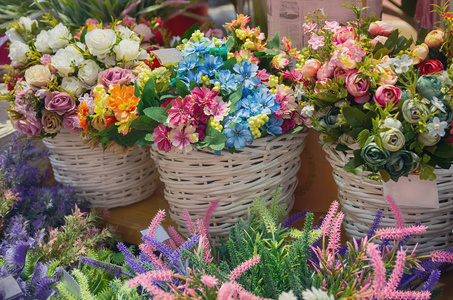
78, 102, 89, 134
224, 14, 250, 31
105, 85, 140, 123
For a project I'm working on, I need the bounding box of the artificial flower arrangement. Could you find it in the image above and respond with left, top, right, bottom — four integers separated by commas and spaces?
289, 4, 453, 182
0, 15, 164, 143
93, 15, 307, 153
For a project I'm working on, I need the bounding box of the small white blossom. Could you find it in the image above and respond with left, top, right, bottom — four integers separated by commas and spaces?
279, 291, 298, 300
438, 70, 452, 85
301, 104, 315, 118
430, 96, 446, 113
302, 287, 335, 300
427, 117, 448, 137
392, 54, 413, 74
294, 84, 306, 100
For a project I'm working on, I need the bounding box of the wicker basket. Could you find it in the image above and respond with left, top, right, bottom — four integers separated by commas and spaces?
150, 129, 308, 239
324, 146, 453, 255
43, 130, 159, 208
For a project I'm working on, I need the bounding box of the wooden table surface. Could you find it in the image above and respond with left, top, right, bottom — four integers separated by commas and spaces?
106, 183, 453, 299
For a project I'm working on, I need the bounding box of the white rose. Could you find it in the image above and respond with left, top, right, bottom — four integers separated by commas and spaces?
132, 24, 154, 42
114, 39, 140, 62
61, 77, 84, 96
34, 30, 52, 53
137, 49, 150, 61
8, 41, 29, 67
85, 28, 117, 58
78, 60, 101, 86
51, 49, 75, 77
116, 25, 139, 41
18, 17, 37, 32
64, 44, 85, 66
381, 117, 403, 132
48, 23, 71, 52
25, 65, 52, 88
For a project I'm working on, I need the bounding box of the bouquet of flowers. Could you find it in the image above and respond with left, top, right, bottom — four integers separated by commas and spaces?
2, 15, 154, 141
290, 5, 453, 182
110, 15, 307, 154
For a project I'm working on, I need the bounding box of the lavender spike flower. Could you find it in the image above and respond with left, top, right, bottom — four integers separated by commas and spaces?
117, 242, 146, 274
142, 235, 174, 260
420, 270, 441, 292
169, 235, 199, 263
283, 210, 308, 228
367, 210, 383, 239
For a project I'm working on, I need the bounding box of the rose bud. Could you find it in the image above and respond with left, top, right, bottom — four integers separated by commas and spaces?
425, 29, 444, 48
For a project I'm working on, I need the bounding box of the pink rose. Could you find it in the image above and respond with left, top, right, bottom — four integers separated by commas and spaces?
13, 115, 42, 136
371, 35, 388, 47
369, 21, 394, 36
376, 65, 398, 85
317, 61, 334, 80
346, 73, 370, 103
122, 16, 137, 26
301, 58, 321, 78
332, 25, 356, 45
63, 110, 82, 134
334, 67, 357, 80
97, 67, 135, 91
425, 29, 444, 48
374, 85, 402, 108
45, 91, 76, 115
410, 43, 429, 64
85, 18, 99, 26
133, 24, 154, 42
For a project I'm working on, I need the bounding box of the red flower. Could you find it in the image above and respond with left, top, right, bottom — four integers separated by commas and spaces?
418, 59, 444, 75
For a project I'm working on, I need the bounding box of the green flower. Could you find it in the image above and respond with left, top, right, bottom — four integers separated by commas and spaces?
402, 100, 428, 124
380, 128, 405, 151
384, 150, 418, 181
416, 75, 443, 100
361, 142, 391, 167
418, 132, 440, 146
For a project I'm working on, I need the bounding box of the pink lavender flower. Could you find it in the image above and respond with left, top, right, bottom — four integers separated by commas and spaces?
203, 96, 230, 122
308, 33, 325, 50
183, 209, 197, 236
197, 219, 213, 263
327, 211, 344, 254
169, 125, 198, 154
366, 243, 386, 299
431, 250, 453, 263
203, 200, 219, 235
229, 254, 260, 281
384, 250, 407, 293
166, 96, 194, 127
385, 195, 405, 228
146, 209, 165, 238
324, 21, 341, 32
201, 274, 219, 287
321, 200, 339, 236
168, 226, 185, 247
375, 224, 427, 240
382, 290, 431, 300
217, 282, 236, 300
153, 123, 172, 153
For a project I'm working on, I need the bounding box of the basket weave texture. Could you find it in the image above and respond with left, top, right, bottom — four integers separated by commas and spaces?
150, 129, 308, 238
43, 130, 158, 208
324, 146, 453, 255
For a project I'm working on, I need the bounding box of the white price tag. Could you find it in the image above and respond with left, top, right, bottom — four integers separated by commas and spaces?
383, 175, 439, 209
140, 224, 170, 242
151, 49, 183, 65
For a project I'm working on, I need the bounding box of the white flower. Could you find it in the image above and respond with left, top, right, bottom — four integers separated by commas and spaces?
18, 17, 37, 32
381, 117, 403, 132
34, 30, 52, 54
25, 65, 52, 88
116, 25, 140, 42
392, 54, 413, 74
113, 39, 140, 62
430, 96, 446, 113
47, 23, 71, 52
170, 36, 181, 47
438, 70, 452, 85
137, 49, 151, 61
61, 77, 84, 96
64, 44, 85, 66
278, 291, 298, 300
99, 54, 116, 67
78, 60, 101, 86
8, 41, 29, 67
301, 104, 315, 118
51, 49, 75, 77
294, 84, 306, 100
427, 117, 448, 137
302, 287, 335, 300
85, 28, 117, 58
5, 28, 23, 43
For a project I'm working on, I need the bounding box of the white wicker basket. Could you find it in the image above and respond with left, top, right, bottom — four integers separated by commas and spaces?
150, 129, 308, 238
43, 130, 159, 208
324, 147, 453, 255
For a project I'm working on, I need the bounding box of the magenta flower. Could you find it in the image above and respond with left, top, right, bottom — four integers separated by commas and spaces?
308, 33, 325, 50
153, 123, 172, 152
191, 87, 218, 107
169, 125, 198, 154
166, 96, 194, 127
303, 21, 318, 34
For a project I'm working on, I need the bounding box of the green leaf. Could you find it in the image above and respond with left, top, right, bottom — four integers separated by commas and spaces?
225, 37, 234, 51
137, 78, 157, 115
79, 26, 88, 44
143, 107, 168, 123
175, 79, 190, 97
229, 84, 243, 113
200, 124, 227, 150
221, 57, 238, 71
267, 33, 280, 49
379, 169, 391, 182
181, 23, 200, 41
343, 156, 365, 175
335, 143, 352, 152
261, 49, 281, 56
433, 142, 453, 158
134, 79, 140, 98
144, 133, 154, 142
189, 80, 198, 90
416, 28, 429, 45
357, 129, 370, 148
342, 106, 366, 128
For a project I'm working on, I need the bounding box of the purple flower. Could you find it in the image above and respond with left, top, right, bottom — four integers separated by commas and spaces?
13, 115, 42, 136
63, 110, 82, 134
44, 91, 76, 115
97, 67, 135, 91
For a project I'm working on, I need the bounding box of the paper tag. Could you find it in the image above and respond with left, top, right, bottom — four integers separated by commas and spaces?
140, 224, 170, 242
0, 275, 23, 300
383, 175, 439, 209
151, 49, 183, 65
